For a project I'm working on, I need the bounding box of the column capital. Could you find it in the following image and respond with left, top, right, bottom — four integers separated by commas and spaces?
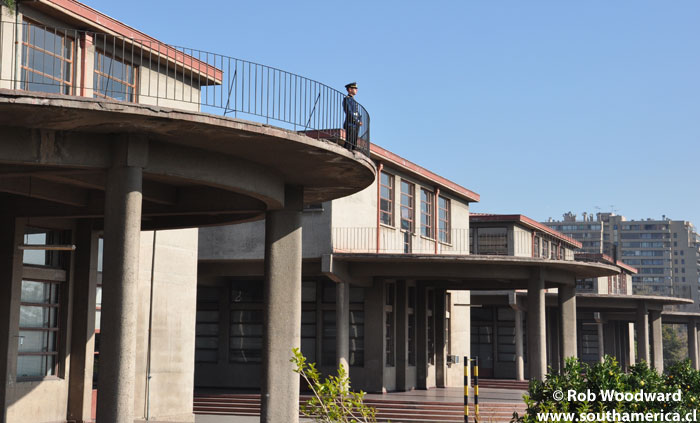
111, 134, 149, 168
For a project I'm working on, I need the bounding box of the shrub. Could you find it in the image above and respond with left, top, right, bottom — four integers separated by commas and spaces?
291, 348, 378, 423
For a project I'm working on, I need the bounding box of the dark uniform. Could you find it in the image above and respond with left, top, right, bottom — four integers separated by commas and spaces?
343, 82, 362, 150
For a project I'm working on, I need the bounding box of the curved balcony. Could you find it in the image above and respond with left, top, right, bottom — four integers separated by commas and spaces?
0, 21, 370, 155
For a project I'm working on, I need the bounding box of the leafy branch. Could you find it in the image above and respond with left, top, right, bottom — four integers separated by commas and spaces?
291, 348, 379, 423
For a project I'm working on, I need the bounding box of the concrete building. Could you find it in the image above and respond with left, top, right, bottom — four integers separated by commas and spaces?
545, 213, 700, 310
469, 215, 691, 377
0, 1, 373, 422
197, 145, 619, 393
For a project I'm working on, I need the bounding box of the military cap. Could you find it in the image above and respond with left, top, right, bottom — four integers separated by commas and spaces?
345, 82, 358, 89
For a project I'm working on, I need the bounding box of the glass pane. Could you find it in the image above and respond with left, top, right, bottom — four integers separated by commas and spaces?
229, 323, 262, 336
229, 349, 261, 363
196, 323, 218, 336
302, 281, 316, 303
21, 280, 52, 303
95, 287, 102, 307
195, 349, 217, 363
349, 287, 364, 304
322, 282, 336, 303
229, 337, 262, 349
301, 338, 316, 363
17, 355, 54, 378
25, 72, 63, 94
95, 310, 101, 331
195, 337, 218, 349
301, 311, 316, 324
196, 311, 219, 322
18, 330, 56, 353
230, 310, 263, 323
19, 306, 56, 328
230, 282, 264, 303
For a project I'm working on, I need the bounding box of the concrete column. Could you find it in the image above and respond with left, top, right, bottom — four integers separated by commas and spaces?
363, 280, 385, 393
416, 283, 428, 390
626, 322, 636, 368
527, 270, 547, 381
689, 320, 699, 370
0, 215, 23, 423
68, 221, 99, 423
558, 284, 577, 369
395, 281, 408, 391
97, 163, 143, 423
336, 281, 350, 373
650, 310, 663, 373
636, 302, 650, 363
597, 322, 605, 363
514, 307, 525, 381
435, 288, 447, 388
261, 185, 303, 423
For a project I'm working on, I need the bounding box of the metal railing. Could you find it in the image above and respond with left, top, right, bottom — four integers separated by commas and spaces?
0, 20, 370, 155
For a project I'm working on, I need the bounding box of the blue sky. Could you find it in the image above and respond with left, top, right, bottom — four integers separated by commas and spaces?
89, 0, 700, 227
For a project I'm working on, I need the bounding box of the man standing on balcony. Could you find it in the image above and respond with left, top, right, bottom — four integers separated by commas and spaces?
343, 82, 362, 151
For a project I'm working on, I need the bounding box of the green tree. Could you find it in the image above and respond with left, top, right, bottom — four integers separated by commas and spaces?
663, 324, 687, 369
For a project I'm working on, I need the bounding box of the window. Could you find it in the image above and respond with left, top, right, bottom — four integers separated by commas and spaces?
407, 286, 416, 366
93, 49, 136, 102
533, 236, 540, 258
379, 172, 394, 226
385, 282, 395, 367
420, 189, 434, 238
542, 240, 549, 258
400, 180, 415, 232
195, 287, 220, 363
427, 289, 435, 365
21, 20, 75, 95
18, 280, 61, 379
320, 282, 365, 367
229, 281, 264, 363
18, 228, 69, 380
438, 196, 451, 243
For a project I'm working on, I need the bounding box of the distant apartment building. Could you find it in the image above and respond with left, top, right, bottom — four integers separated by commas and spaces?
545, 212, 700, 310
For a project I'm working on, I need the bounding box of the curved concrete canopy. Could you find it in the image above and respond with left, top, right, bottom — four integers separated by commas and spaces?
575, 293, 693, 310
0, 91, 376, 229
0, 90, 375, 204
330, 253, 620, 288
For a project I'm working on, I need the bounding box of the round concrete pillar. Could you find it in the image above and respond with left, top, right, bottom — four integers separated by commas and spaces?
96, 165, 143, 423
261, 186, 303, 423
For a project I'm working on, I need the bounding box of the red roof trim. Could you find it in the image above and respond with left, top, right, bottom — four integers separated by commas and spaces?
370, 143, 480, 202
39, 0, 222, 83
470, 213, 582, 248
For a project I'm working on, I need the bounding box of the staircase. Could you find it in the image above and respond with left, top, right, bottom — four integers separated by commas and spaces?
476, 379, 530, 390
194, 393, 527, 422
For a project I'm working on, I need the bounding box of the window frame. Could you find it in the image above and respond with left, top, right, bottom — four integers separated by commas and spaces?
379, 172, 394, 227
438, 196, 451, 244
420, 189, 435, 239
399, 180, 415, 233
93, 48, 138, 102
20, 19, 76, 95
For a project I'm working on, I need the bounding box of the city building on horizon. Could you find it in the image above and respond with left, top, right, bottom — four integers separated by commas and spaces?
544, 212, 700, 310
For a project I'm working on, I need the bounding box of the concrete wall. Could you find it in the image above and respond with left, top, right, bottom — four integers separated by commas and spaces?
133, 229, 198, 422
513, 225, 532, 257
445, 290, 470, 387
199, 204, 333, 260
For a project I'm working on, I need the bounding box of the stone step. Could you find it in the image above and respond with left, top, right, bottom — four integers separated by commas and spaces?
193, 394, 527, 423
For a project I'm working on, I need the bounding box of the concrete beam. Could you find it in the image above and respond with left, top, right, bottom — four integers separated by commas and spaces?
0, 176, 89, 206
261, 185, 303, 423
